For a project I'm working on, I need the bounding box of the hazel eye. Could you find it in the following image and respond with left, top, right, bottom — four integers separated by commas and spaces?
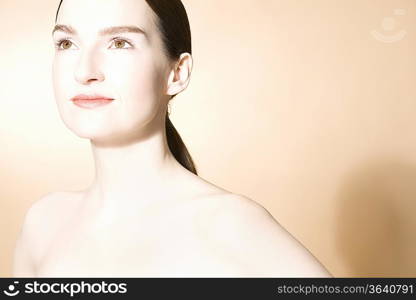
54, 38, 133, 51
115, 40, 126, 48
61, 40, 73, 49
56, 39, 74, 50
110, 39, 133, 49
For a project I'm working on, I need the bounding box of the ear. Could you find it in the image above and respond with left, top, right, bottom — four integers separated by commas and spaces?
166, 53, 193, 97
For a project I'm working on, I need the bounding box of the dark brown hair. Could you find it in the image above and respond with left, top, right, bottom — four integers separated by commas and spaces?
55, 0, 197, 175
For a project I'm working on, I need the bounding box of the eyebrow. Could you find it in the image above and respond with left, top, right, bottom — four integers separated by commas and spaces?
52, 24, 147, 37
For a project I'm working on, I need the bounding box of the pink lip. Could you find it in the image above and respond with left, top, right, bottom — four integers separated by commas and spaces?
71, 94, 114, 109
71, 94, 114, 101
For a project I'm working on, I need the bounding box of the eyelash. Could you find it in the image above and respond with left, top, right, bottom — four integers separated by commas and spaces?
54, 36, 134, 50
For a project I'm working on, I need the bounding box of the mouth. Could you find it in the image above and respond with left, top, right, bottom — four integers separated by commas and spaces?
71, 94, 115, 109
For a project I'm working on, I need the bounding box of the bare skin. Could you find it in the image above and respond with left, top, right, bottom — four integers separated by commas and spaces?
12, 0, 333, 277
14, 173, 333, 277
30, 171, 251, 277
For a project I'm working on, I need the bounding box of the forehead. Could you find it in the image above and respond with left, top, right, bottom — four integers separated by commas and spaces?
57, 0, 155, 34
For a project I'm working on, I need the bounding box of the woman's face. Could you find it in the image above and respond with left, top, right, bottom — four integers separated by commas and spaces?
52, 0, 171, 144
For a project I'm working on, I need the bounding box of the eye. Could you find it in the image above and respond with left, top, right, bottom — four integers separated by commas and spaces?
109, 38, 133, 50
55, 38, 75, 50
53, 37, 134, 51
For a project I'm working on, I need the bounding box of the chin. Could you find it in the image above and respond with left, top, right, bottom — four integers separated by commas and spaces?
71, 126, 144, 146
65, 123, 115, 140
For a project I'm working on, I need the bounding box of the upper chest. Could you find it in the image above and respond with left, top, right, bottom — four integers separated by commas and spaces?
35, 195, 248, 277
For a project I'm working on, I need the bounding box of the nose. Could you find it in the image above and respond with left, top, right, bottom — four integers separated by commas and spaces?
74, 48, 105, 85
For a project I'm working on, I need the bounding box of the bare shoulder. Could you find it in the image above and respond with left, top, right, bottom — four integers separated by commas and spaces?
197, 193, 333, 277
25, 191, 80, 234
12, 191, 79, 276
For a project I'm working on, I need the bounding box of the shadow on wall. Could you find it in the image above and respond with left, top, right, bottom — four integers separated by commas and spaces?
335, 159, 416, 277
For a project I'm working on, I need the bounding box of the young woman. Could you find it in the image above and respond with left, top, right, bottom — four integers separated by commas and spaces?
12, 0, 332, 277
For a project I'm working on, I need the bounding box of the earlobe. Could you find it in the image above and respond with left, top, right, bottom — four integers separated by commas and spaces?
166, 53, 193, 96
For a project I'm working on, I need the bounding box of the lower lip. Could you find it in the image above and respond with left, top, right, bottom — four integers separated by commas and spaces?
72, 99, 114, 109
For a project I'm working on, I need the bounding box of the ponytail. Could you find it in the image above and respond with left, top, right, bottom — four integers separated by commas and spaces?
145, 0, 197, 175
165, 113, 197, 175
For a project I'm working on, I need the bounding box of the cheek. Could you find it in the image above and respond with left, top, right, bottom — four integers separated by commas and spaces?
107, 52, 165, 112
52, 56, 73, 110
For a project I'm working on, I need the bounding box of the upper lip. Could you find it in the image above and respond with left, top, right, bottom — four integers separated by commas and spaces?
71, 94, 114, 101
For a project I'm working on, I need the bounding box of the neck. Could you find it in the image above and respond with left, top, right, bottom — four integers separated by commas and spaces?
82, 117, 185, 224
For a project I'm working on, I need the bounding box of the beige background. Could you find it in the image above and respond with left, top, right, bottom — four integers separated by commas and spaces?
1, 0, 415, 277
